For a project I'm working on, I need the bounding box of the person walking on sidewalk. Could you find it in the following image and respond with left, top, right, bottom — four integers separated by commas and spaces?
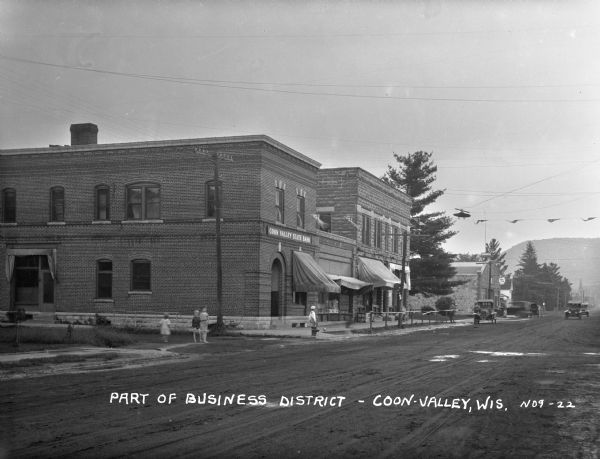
159, 313, 171, 343
191, 310, 201, 343
199, 307, 209, 343
308, 305, 319, 337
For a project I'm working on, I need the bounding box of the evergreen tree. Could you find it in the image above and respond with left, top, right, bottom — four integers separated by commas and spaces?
512, 241, 572, 310
383, 151, 461, 296
485, 238, 508, 276
512, 241, 540, 302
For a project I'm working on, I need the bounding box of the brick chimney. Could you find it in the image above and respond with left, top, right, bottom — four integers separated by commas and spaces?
70, 123, 98, 145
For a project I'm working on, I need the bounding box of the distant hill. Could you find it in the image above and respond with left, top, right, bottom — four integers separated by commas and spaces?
504, 238, 600, 293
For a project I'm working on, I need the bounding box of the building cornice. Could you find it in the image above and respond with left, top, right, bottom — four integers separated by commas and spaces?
0, 134, 321, 169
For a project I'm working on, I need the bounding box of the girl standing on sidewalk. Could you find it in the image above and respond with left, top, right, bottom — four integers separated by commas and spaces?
159, 313, 171, 343
192, 310, 201, 343
199, 307, 209, 343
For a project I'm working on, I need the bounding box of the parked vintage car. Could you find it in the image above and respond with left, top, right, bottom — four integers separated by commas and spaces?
473, 300, 497, 324
579, 302, 590, 318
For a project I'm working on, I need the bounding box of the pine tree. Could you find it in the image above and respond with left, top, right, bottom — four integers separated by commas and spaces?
485, 238, 508, 276
383, 151, 461, 296
511, 242, 571, 310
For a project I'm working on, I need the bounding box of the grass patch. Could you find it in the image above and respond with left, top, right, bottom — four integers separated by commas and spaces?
0, 352, 120, 369
0, 326, 136, 348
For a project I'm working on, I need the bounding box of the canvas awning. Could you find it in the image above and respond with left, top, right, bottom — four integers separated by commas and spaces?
357, 257, 401, 289
327, 274, 373, 294
293, 252, 341, 293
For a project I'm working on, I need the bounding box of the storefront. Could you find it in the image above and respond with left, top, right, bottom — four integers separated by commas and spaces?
357, 256, 401, 313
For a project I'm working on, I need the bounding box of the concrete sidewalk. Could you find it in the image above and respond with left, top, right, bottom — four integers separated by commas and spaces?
234, 317, 473, 339
0, 318, 475, 365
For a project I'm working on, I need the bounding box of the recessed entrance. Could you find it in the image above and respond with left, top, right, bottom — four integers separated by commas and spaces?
13, 255, 55, 312
271, 259, 283, 317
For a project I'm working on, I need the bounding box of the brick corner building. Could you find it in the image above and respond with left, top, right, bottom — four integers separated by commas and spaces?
0, 125, 412, 329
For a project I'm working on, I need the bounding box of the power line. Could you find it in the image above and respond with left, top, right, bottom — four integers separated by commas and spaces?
1, 54, 598, 103
6, 24, 599, 39
468, 159, 600, 209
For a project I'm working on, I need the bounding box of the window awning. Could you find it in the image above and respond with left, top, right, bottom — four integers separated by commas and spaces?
293, 252, 341, 293
357, 257, 401, 289
327, 274, 373, 294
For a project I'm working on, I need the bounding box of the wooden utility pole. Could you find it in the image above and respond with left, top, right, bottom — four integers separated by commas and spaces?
397, 229, 408, 328
196, 148, 232, 333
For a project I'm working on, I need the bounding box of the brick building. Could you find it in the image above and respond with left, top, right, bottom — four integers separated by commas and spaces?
316, 168, 412, 316
0, 124, 411, 328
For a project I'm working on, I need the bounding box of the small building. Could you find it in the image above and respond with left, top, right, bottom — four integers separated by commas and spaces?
449, 261, 501, 311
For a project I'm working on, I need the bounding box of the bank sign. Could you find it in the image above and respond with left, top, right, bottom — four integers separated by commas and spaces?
267, 225, 312, 244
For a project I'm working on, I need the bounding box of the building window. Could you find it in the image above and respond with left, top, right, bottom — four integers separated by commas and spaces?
97, 260, 113, 299
95, 185, 110, 221
294, 291, 307, 306
206, 180, 222, 218
126, 183, 160, 220
374, 219, 382, 249
275, 187, 285, 224
361, 214, 371, 246
2, 188, 16, 223
296, 195, 305, 228
131, 259, 151, 291
384, 223, 390, 251
50, 186, 65, 222
393, 226, 400, 253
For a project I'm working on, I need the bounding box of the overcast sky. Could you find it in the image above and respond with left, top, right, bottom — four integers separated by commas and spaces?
1, 0, 599, 255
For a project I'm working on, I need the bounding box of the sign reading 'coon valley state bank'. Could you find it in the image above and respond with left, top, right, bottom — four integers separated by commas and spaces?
266, 225, 312, 244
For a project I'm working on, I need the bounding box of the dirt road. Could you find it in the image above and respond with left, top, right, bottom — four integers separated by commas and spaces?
1, 313, 599, 458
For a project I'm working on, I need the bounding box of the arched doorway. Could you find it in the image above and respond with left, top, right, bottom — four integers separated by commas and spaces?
271, 259, 283, 317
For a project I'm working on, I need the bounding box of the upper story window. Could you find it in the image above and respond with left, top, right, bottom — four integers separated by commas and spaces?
130, 259, 151, 291
374, 219, 382, 249
95, 185, 110, 221
275, 187, 285, 224
392, 226, 400, 253
296, 195, 305, 228
361, 214, 371, 246
384, 222, 390, 251
126, 183, 160, 220
96, 260, 113, 299
2, 188, 16, 223
50, 186, 65, 222
206, 180, 222, 218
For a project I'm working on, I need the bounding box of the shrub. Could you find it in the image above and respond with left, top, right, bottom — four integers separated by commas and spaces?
435, 296, 455, 315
